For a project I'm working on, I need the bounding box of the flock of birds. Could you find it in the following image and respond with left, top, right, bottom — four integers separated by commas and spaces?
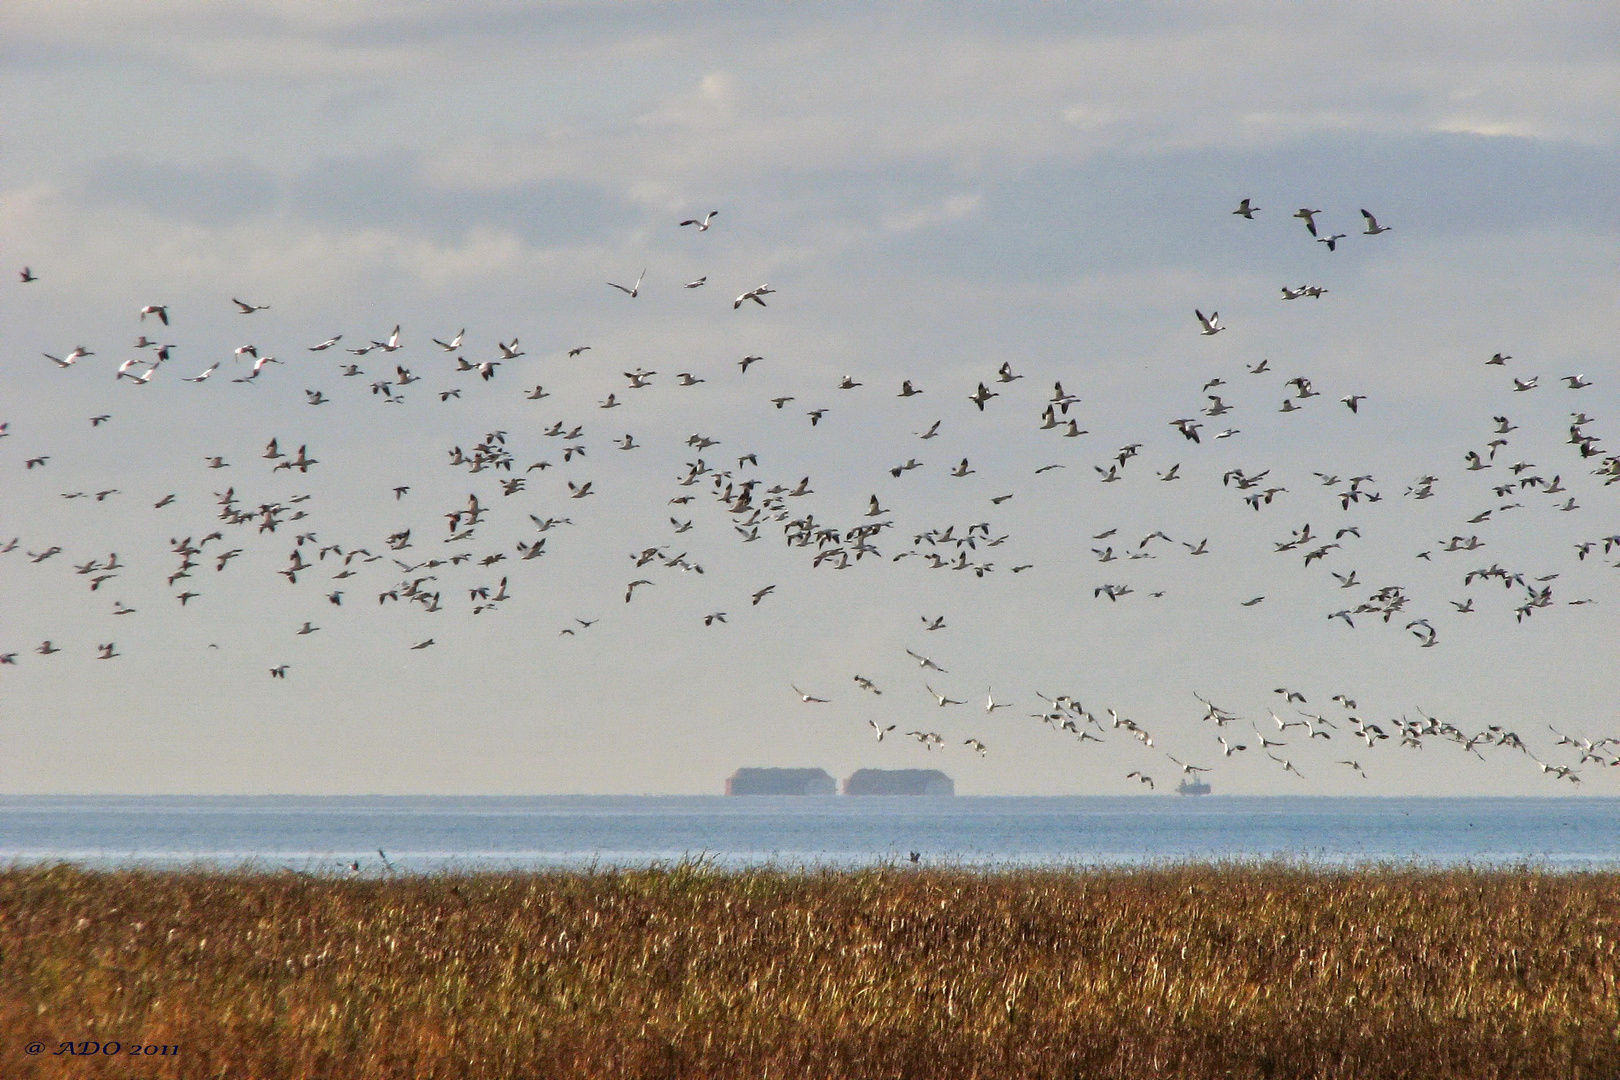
3, 197, 1617, 793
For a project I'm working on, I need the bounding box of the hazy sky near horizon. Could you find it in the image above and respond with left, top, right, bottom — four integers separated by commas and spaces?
1, 2, 1617, 796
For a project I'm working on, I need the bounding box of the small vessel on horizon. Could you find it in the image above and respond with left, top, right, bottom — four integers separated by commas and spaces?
1178, 777, 1211, 796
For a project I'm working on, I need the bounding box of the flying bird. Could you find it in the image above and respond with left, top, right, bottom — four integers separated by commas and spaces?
607, 269, 646, 297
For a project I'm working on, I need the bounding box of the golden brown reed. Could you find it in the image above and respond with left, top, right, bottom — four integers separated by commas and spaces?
3, 862, 1618, 1079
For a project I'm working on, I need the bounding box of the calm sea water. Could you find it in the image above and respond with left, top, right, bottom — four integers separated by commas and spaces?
2, 796, 1617, 873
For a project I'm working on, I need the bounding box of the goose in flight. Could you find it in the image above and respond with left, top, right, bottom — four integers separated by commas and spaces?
433, 329, 465, 351
926, 685, 964, 707
308, 336, 342, 351
854, 675, 883, 694
792, 684, 829, 703
985, 690, 1012, 713
607, 269, 645, 297
1293, 208, 1322, 236
1233, 198, 1259, 218
685, 277, 706, 288
230, 354, 279, 382
20, 267, 37, 282
969, 383, 998, 410
1317, 233, 1347, 251
898, 380, 922, 397
750, 585, 775, 605
1267, 752, 1304, 778
1360, 209, 1391, 235
734, 284, 774, 308
869, 720, 896, 741
739, 355, 762, 373
45, 347, 93, 368
906, 648, 947, 673
139, 304, 169, 325
1126, 771, 1154, 790
232, 298, 269, 313
1562, 375, 1592, 389
1194, 310, 1223, 335
497, 339, 525, 359
679, 210, 718, 231
964, 738, 988, 757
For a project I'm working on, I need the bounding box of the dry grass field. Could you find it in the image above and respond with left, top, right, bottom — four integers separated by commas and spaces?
3, 862, 1618, 1078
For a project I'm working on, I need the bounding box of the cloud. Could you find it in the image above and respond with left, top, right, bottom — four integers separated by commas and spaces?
71, 152, 641, 248
881, 193, 982, 234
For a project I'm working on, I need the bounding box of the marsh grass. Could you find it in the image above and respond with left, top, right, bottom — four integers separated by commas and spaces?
3, 862, 1618, 1078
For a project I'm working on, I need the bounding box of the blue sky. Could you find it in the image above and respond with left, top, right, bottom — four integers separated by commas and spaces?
0, 2, 1616, 794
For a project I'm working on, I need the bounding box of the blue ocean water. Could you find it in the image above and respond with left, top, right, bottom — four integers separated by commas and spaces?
1, 795, 1616, 873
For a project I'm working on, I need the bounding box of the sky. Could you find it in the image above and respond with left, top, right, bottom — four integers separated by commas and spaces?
0, 1, 1616, 795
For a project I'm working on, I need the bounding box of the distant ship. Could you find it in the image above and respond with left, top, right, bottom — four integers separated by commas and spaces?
725, 768, 837, 795
843, 769, 954, 796
1177, 777, 1211, 796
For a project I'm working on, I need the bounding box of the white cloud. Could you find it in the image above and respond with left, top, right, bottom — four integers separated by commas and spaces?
881, 193, 981, 233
